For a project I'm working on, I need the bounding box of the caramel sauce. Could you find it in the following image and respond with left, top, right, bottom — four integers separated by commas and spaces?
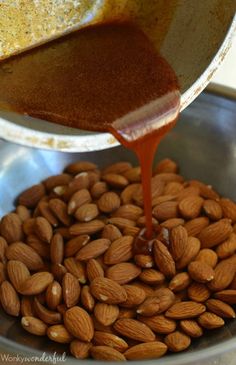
0, 22, 180, 244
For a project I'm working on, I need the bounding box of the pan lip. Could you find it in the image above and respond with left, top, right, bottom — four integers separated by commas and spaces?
0, 15, 235, 152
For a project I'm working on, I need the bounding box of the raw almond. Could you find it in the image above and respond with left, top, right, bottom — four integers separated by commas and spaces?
21, 316, 47, 336
107, 217, 136, 230
106, 263, 141, 284
65, 161, 97, 175
133, 176, 164, 206
199, 219, 233, 248
75, 203, 99, 222
81, 285, 95, 312
180, 320, 203, 338
179, 196, 203, 219
166, 301, 206, 319
139, 314, 176, 334
0, 236, 8, 263
203, 200, 222, 221
152, 201, 179, 221
189, 180, 219, 200
102, 173, 129, 189
123, 226, 140, 237
184, 217, 209, 236
34, 216, 53, 243
76, 238, 110, 261
121, 183, 140, 205
153, 288, 176, 313
187, 282, 211, 302
18, 184, 45, 208
161, 218, 185, 230
155, 158, 178, 174
69, 220, 105, 235
33, 297, 62, 325
134, 254, 154, 268
220, 198, 236, 222
176, 237, 201, 270
170, 225, 188, 261
216, 233, 236, 259
195, 249, 218, 268
113, 204, 142, 221
102, 224, 122, 242
64, 235, 90, 257
214, 290, 236, 304
93, 331, 128, 352
47, 324, 74, 343
91, 181, 108, 199
51, 263, 67, 283
208, 259, 236, 291
87, 259, 104, 283
49, 199, 71, 226
121, 285, 146, 308
44, 173, 72, 191
188, 261, 215, 283
169, 272, 191, 292
165, 331, 191, 352
6, 242, 44, 271
38, 201, 58, 227
62, 273, 80, 308
164, 182, 183, 195
153, 240, 176, 278
94, 303, 119, 326
98, 192, 121, 213
125, 341, 167, 360
19, 272, 54, 295
198, 312, 224, 329
64, 258, 86, 283
70, 340, 92, 359
122, 166, 141, 183
136, 296, 161, 316
64, 306, 94, 341
27, 235, 50, 259
104, 236, 133, 265
139, 269, 165, 286
0, 213, 23, 243
103, 162, 132, 175
114, 318, 155, 342
90, 346, 126, 361
50, 233, 64, 264
206, 299, 235, 318
68, 189, 91, 215
7, 260, 30, 290
0, 281, 20, 316
118, 309, 136, 319
90, 277, 127, 304
46, 281, 62, 310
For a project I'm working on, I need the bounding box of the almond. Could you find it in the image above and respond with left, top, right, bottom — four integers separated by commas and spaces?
179, 196, 203, 219
68, 189, 92, 215
138, 314, 176, 334
103, 162, 132, 175
170, 225, 188, 261
21, 297, 35, 317
87, 258, 104, 283
64, 306, 94, 341
19, 272, 53, 295
0, 213, 23, 243
104, 236, 133, 265
64, 258, 86, 283
187, 282, 211, 302
0, 262, 6, 284
94, 303, 119, 326
64, 235, 90, 257
169, 272, 191, 292
0, 236, 8, 263
123, 226, 140, 237
49, 198, 71, 226
188, 261, 215, 283
102, 173, 129, 189
33, 297, 61, 325
152, 201, 179, 221
93, 331, 128, 352
70, 220, 105, 235
164, 182, 183, 195
206, 299, 235, 318
155, 158, 178, 174
91, 181, 108, 199
198, 312, 224, 329
153, 288, 176, 313
70, 340, 92, 359
62, 273, 80, 308
75, 203, 99, 222
136, 296, 161, 316
6, 242, 44, 271
46, 281, 62, 310
134, 254, 154, 268
113, 204, 143, 221
90, 277, 127, 304
0, 281, 20, 316
121, 183, 140, 204
208, 258, 236, 291
76, 238, 110, 261
38, 201, 58, 227
106, 263, 141, 284
23, 218, 35, 236
50, 233, 64, 264
90, 346, 126, 361
177, 186, 200, 202
161, 218, 185, 230
65, 161, 97, 174
180, 320, 203, 338
47, 324, 74, 343
121, 285, 146, 308
165, 331, 191, 352
133, 176, 164, 206
27, 235, 50, 259
51, 263, 67, 282
198, 219, 233, 248
7, 260, 30, 290
114, 318, 155, 342
81, 285, 95, 312
214, 290, 236, 304
153, 240, 176, 278
176, 237, 201, 270
166, 301, 206, 319
139, 269, 165, 285
107, 217, 136, 230
220, 198, 236, 222
125, 341, 167, 360
18, 184, 45, 208
156, 173, 183, 183
195, 249, 218, 268
203, 200, 222, 221
122, 166, 141, 182
216, 233, 236, 259
34, 216, 53, 243
189, 180, 219, 200
43, 173, 72, 191
102, 224, 122, 242
184, 217, 209, 236
21, 316, 47, 336
97, 192, 121, 213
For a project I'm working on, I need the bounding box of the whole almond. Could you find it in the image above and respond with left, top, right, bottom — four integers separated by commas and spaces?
90, 277, 127, 304
156, 173, 183, 183
170, 225, 188, 261
64, 258, 86, 284
122, 166, 141, 182
90, 346, 126, 361
18, 184, 45, 208
21, 316, 47, 336
188, 261, 215, 283
102, 224, 122, 242
6, 242, 44, 271
179, 196, 203, 219
139, 314, 176, 334
49, 199, 71, 226
50, 233, 64, 264
155, 158, 178, 174
34, 216, 53, 243
198, 312, 224, 329
75, 203, 99, 222
102, 173, 129, 189
184, 217, 209, 236
187, 283, 211, 302
70, 340, 92, 359
33, 298, 61, 325
47, 324, 74, 343
125, 341, 167, 360
166, 301, 206, 319
113, 204, 143, 221
64, 235, 90, 257
27, 235, 50, 259
208, 259, 236, 291
165, 331, 191, 352
76, 238, 110, 261
44, 173, 72, 191
169, 272, 191, 292
121, 285, 146, 308
220, 198, 236, 222
114, 318, 155, 342
189, 180, 219, 200
23, 218, 36, 236
21, 297, 35, 317
176, 237, 201, 270
139, 269, 165, 286
106, 263, 141, 284
214, 290, 236, 304
38, 201, 58, 227
153, 288, 176, 313
65, 161, 97, 175
46, 281, 62, 310
153, 240, 176, 278
81, 285, 95, 312
103, 162, 132, 175
70, 220, 105, 236
177, 186, 200, 202
134, 254, 154, 268
93, 331, 128, 352
152, 201, 179, 221
104, 236, 133, 265
94, 303, 119, 326
164, 181, 183, 195
62, 272, 80, 308
91, 181, 108, 199
19, 272, 54, 295
203, 200, 222, 221
123, 226, 140, 237
137, 296, 161, 316
180, 320, 203, 338
0, 237, 8, 263
216, 233, 236, 259
206, 299, 236, 318
98, 192, 121, 213
64, 306, 94, 341
51, 263, 67, 283
0, 281, 20, 316
87, 259, 104, 283
107, 217, 136, 230
199, 219, 233, 248
121, 183, 140, 204
0, 213, 23, 243
195, 249, 218, 268
161, 218, 185, 230
7, 260, 30, 290
68, 189, 92, 215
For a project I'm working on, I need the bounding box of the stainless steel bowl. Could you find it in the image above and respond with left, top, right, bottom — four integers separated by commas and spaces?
0, 1, 235, 152
1, 90, 236, 364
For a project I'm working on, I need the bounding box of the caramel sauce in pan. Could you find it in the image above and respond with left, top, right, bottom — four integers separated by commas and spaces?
0, 22, 180, 245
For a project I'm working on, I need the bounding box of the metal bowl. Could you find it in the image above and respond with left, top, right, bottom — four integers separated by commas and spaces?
1, 90, 236, 364
0, 1, 235, 152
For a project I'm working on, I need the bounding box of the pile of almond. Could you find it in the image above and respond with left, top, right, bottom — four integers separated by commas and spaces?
1, 158, 236, 361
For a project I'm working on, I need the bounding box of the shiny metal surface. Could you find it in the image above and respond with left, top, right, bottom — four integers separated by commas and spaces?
1, 91, 236, 364
0, 1, 235, 152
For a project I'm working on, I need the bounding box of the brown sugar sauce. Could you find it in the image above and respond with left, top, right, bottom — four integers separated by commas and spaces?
0, 22, 180, 246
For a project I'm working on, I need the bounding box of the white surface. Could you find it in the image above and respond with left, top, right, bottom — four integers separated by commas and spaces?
212, 33, 236, 89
